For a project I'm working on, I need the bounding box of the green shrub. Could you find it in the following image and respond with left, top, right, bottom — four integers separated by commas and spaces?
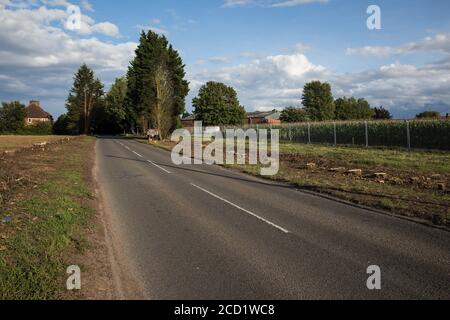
18, 121, 53, 135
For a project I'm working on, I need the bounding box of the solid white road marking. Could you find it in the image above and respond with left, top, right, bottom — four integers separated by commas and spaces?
147, 160, 172, 174
190, 183, 289, 234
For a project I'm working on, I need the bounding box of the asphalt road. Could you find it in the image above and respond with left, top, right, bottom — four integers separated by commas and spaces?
96, 137, 450, 299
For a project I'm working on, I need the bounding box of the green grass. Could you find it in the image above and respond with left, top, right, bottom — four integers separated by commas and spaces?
280, 143, 450, 174
0, 138, 94, 300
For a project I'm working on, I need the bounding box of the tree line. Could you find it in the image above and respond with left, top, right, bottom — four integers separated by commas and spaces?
0, 101, 53, 135
279, 81, 390, 123
54, 31, 189, 139
278, 81, 446, 123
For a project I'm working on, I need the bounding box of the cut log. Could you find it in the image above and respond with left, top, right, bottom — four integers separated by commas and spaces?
347, 169, 362, 176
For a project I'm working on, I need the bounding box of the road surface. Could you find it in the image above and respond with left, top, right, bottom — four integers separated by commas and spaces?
96, 137, 450, 299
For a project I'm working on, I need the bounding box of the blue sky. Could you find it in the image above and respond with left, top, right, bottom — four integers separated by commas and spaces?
105, 0, 449, 70
1, 0, 450, 118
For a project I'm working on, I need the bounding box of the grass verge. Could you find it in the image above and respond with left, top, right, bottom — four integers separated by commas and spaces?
0, 137, 96, 299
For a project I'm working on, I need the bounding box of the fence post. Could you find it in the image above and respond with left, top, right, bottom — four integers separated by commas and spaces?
289, 124, 292, 142
406, 120, 411, 149
269, 124, 272, 144
308, 122, 311, 144
365, 121, 369, 147
333, 122, 337, 145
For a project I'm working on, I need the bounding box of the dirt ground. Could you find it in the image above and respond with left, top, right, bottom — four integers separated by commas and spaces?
278, 152, 449, 226
0, 135, 70, 152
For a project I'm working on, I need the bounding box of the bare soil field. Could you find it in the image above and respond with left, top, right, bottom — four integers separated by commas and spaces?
0, 135, 71, 152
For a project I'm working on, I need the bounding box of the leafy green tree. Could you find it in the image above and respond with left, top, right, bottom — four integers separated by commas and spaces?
0, 101, 26, 133
280, 107, 308, 123
335, 97, 356, 120
335, 97, 374, 120
53, 114, 72, 135
192, 81, 246, 126
416, 111, 441, 119
103, 77, 128, 133
66, 64, 104, 135
126, 31, 189, 132
302, 81, 335, 121
354, 98, 375, 119
152, 64, 174, 139
373, 106, 392, 120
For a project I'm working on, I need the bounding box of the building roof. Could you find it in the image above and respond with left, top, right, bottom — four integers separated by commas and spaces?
247, 110, 281, 120
25, 101, 51, 119
181, 114, 196, 121
182, 110, 282, 122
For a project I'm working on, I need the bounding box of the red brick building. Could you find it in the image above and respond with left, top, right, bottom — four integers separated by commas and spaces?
180, 114, 196, 128
246, 110, 281, 125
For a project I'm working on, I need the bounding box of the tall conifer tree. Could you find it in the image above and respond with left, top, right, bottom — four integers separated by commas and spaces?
126, 31, 189, 133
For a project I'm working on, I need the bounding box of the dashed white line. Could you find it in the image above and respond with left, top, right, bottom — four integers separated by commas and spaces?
117, 140, 171, 174
190, 183, 289, 234
147, 160, 172, 174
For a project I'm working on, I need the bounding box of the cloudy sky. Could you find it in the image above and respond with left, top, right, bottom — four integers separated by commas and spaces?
1, 0, 450, 119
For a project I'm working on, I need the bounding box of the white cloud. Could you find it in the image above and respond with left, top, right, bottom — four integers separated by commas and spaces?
208, 56, 231, 64
90, 22, 120, 37
0, 1, 136, 117
189, 38, 450, 117
346, 33, 450, 57
340, 33, 450, 116
222, 0, 327, 8
189, 53, 327, 109
80, 0, 93, 12
2, 0, 121, 37
135, 24, 169, 36
270, 0, 328, 7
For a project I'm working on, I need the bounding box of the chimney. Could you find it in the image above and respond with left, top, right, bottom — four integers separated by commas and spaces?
30, 100, 40, 107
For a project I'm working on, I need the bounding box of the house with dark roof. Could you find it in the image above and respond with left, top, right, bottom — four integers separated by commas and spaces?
24, 100, 52, 126
180, 114, 197, 127
246, 110, 281, 125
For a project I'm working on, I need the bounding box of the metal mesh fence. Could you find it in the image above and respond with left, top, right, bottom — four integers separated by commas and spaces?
221, 119, 450, 150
